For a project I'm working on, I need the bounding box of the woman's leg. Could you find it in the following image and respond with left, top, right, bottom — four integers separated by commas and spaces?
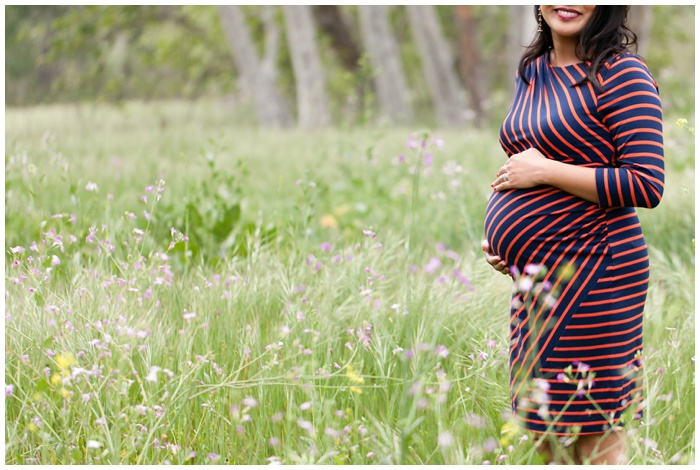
533, 434, 577, 464
574, 429, 627, 464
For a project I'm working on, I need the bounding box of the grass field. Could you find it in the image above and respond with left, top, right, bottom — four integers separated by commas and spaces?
4, 101, 695, 464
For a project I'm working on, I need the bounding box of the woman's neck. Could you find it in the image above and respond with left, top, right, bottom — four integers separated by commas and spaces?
550, 36, 581, 67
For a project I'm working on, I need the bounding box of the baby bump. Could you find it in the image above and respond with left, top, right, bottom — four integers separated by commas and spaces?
484, 187, 608, 269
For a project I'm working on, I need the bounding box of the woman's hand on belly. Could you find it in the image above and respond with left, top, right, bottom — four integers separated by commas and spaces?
492, 148, 549, 191
492, 148, 600, 204
482, 240, 509, 275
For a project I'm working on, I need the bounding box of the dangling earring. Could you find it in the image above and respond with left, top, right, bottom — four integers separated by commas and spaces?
538, 6, 543, 33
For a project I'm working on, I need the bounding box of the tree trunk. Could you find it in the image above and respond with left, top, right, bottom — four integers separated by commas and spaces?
312, 6, 361, 71
406, 5, 466, 127
455, 5, 487, 127
357, 5, 413, 125
627, 5, 652, 56
218, 5, 293, 128
507, 5, 538, 101
283, 5, 331, 128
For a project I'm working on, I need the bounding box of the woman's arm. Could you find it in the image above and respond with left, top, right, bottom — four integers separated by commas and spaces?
491, 148, 599, 203
492, 55, 664, 209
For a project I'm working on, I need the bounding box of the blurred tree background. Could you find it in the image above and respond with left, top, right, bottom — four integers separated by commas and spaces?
5, 5, 695, 128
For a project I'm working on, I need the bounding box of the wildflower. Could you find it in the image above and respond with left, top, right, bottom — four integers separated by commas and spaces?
320, 242, 333, 251
576, 362, 590, 374
145, 366, 160, 383
85, 182, 98, 191
6, 384, 14, 397
500, 419, 519, 446
271, 412, 284, 423
207, 453, 220, 462
362, 229, 376, 238
346, 367, 364, 384
182, 311, 196, 321
56, 352, 76, 371
524, 264, 541, 275
438, 431, 454, 448
10, 246, 25, 254
534, 378, 550, 391
242, 397, 258, 408
424, 257, 441, 274
86, 440, 102, 449
349, 386, 363, 395
320, 215, 338, 229
366, 452, 376, 459
483, 437, 498, 453
51, 255, 61, 266
300, 402, 311, 411
435, 345, 449, 358
297, 418, 314, 432
518, 277, 533, 292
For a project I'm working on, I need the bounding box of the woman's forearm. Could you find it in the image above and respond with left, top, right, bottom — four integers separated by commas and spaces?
541, 159, 599, 204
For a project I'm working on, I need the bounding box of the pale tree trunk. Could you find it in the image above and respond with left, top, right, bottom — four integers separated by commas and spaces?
218, 5, 293, 128
627, 5, 652, 56
358, 5, 412, 124
283, 5, 331, 128
455, 5, 487, 127
406, 5, 466, 127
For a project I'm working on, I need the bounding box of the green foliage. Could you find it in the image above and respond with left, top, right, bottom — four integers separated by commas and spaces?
4, 102, 695, 464
7, 5, 694, 129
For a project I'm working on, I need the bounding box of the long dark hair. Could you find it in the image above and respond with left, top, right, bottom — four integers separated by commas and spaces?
518, 6, 638, 91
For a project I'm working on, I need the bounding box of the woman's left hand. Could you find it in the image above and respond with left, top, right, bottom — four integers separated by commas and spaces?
491, 148, 552, 191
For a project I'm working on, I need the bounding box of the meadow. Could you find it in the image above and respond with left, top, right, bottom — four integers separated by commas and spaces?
4, 101, 695, 464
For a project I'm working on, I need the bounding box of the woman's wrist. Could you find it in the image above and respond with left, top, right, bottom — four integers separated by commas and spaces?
539, 158, 559, 186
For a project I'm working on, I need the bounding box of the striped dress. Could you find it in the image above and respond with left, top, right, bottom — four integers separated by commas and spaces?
484, 52, 664, 436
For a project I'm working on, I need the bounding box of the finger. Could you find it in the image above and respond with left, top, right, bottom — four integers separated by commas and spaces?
481, 240, 490, 252
485, 255, 502, 266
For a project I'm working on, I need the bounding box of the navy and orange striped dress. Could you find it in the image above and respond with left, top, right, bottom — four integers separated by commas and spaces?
484, 52, 664, 436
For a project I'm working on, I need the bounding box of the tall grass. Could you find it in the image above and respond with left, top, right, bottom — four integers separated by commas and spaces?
4, 101, 695, 464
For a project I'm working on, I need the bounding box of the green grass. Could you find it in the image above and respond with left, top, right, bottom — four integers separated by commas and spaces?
4, 101, 695, 464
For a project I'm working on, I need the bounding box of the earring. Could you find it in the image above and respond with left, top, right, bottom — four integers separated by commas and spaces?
538, 7, 543, 33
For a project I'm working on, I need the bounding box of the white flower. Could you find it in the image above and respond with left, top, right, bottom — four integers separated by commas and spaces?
85, 182, 98, 192
86, 440, 102, 449
438, 431, 454, 448
145, 366, 161, 383
242, 397, 258, 408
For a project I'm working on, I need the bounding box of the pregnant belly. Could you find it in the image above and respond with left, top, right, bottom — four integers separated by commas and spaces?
484, 186, 607, 269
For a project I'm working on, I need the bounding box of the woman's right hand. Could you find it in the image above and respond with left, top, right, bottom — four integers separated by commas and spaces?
481, 240, 509, 275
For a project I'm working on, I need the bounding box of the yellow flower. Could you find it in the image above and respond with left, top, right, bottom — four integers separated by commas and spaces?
555, 262, 576, 282
499, 418, 520, 447
50, 373, 62, 386
27, 423, 38, 433
345, 366, 365, 384
56, 352, 76, 371
321, 214, 338, 229
349, 386, 363, 395
60, 388, 71, 399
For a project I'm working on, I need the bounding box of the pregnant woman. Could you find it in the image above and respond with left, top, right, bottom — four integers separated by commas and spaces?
482, 6, 664, 464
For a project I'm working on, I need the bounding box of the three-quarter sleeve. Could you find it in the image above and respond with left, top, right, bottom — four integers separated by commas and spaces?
594, 54, 665, 208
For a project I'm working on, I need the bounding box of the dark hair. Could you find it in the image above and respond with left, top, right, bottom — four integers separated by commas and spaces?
518, 6, 638, 91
